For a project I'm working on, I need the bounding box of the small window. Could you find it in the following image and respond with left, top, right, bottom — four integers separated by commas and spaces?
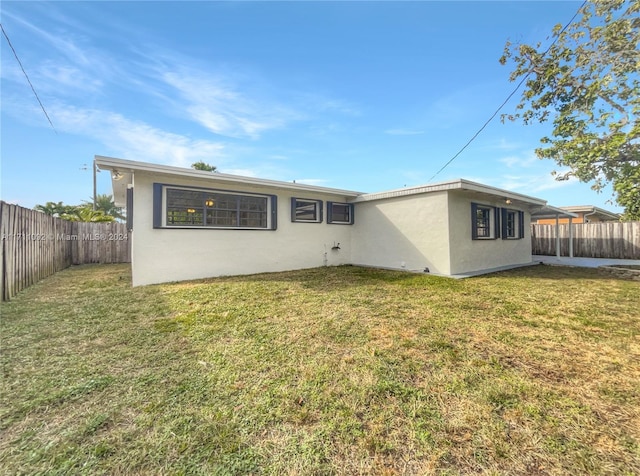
501, 208, 525, 239
327, 201, 354, 225
291, 198, 323, 223
471, 203, 498, 239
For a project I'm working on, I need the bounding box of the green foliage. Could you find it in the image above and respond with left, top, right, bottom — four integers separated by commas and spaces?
36, 195, 122, 222
500, 0, 639, 220
82, 194, 125, 220
191, 161, 217, 172
34, 201, 77, 217
61, 206, 115, 222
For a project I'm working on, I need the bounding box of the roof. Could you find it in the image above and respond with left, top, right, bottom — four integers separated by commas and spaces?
352, 178, 547, 207
557, 205, 620, 220
530, 205, 579, 219
95, 155, 362, 206
96, 155, 552, 210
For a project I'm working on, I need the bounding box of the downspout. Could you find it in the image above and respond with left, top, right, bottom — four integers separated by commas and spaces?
555, 214, 560, 258
582, 208, 597, 223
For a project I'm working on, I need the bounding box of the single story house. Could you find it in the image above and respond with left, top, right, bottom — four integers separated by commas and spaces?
97, 156, 559, 286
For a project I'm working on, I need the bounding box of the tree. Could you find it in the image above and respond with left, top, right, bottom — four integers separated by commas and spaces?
500, 0, 639, 220
34, 201, 77, 217
61, 206, 114, 222
82, 194, 124, 220
191, 161, 217, 172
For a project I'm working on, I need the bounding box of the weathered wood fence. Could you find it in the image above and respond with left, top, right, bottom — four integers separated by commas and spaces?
531, 222, 640, 260
1, 201, 130, 301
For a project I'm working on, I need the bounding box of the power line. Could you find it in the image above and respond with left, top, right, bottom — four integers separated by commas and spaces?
0, 23, 57, 133
427, 0, 587, 182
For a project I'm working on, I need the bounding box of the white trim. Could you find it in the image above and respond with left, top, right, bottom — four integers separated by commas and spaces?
95, 155, 362, 197
353, 178, 546, 206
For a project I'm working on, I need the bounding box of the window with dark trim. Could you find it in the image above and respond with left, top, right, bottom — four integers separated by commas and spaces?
327, 201, 354, 225
501, 208, 525, 239
291, 198, 323, 223
153, 184, 277, 230
471, 203, 498, 239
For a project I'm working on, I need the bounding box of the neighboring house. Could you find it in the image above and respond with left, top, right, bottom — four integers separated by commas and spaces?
97, 156, 557, 286
534, 205, 620, 224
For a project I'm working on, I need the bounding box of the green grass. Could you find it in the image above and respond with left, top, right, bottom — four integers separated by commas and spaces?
1, 263, 639, 475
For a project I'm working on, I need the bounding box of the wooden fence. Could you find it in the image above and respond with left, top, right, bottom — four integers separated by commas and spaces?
531, 222, 640, 260
1, 201, 130, 301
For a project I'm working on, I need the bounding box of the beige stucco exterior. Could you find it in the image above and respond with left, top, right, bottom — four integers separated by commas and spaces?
351, 191, 452, 274
130, 171, 355, 286
446, 191, 533, 275
97, 156, 546, 286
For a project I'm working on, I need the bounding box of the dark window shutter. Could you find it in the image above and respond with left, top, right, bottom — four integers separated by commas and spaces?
494, 207, 501, 239
501, 208, 507, 240
519, 211, 525, 239
152, 183, 163, 228
270, 195, 278, 230
126, 187, 134, 231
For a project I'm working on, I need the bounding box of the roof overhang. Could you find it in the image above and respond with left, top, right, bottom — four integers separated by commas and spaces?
352, 178, 547, 208
95, 155, 362, 207
559, 205, 620, 220
530, 205, 579, 219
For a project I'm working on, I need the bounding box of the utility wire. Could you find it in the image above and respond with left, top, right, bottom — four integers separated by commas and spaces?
427, 0, 587, 182
1, 23, 57, 134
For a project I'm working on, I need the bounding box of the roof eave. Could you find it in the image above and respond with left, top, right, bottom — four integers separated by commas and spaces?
95, 155, 363, 197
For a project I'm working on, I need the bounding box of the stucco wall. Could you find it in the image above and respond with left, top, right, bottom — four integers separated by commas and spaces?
131, 172, 353, 286
350, 192, 452, 274
447, 191, 533, 275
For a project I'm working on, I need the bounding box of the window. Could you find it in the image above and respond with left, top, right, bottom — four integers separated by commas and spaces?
291, 198, 323, 223
501, 208, 525, 239
327, 201, 354, 225
153, 184, 277, 230
471, 203, 498, 239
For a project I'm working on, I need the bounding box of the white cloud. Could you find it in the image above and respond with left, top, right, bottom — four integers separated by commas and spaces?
161, 70, 297, 139
51, 104, 226, 168
499, 151, 539, 168
486, 138, 522, 151
498, 170, 577, 193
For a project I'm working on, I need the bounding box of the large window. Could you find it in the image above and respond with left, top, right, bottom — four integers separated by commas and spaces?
154, 184, 276, 230
291, 198, 323, 223
327, 201, 354, 225
471, 203, 498, 239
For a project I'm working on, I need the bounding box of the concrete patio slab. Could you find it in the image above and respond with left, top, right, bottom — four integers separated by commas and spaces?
533, 255, 640, 268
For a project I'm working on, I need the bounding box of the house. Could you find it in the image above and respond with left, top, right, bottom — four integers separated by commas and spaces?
534, 205, 620, 224
96, 155, 558, 286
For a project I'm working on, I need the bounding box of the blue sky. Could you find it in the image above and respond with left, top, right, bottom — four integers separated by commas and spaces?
0, 1, 622, 212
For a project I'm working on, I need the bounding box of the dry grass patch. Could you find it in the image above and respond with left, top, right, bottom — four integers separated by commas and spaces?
1, 263, 639, 475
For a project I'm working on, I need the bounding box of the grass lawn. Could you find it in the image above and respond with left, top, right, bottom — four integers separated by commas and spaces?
1, 264, 639, 475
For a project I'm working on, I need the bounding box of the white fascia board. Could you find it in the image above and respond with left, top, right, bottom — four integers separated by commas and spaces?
530, 205, 580, 218
95, 155, 362, 197
353, 178, 547, 206
560, 205, 619, 219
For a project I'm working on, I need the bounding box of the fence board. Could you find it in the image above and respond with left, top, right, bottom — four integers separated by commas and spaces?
0, 201, 130, 301
531, 222, 640, 259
